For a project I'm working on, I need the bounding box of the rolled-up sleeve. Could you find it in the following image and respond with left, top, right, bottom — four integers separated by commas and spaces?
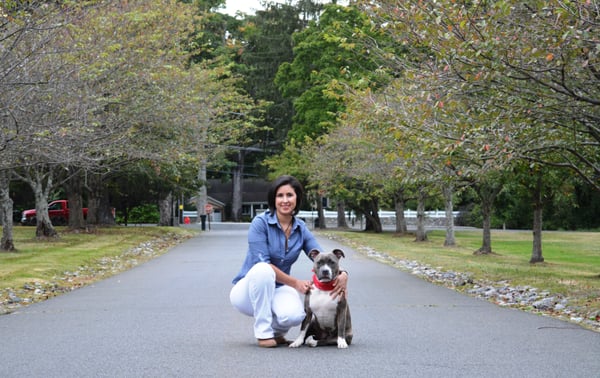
247, 216, 271, 263
301, 223, 322, 258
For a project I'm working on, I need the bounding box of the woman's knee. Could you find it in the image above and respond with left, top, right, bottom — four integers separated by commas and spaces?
272, 287, 305, 327
276, 310, 305, 328
246, 262, 275, 284
230, 280, 252, 315
230, 263, 275, 315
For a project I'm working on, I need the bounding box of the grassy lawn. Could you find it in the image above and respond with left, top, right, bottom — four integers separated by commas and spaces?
322, 229, 600, 327
1, 226, 198, 311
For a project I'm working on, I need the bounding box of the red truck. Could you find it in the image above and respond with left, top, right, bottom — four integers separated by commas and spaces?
20, 200, 88, 226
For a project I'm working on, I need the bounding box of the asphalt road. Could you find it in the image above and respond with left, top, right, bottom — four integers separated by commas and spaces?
1, 223, 598, 378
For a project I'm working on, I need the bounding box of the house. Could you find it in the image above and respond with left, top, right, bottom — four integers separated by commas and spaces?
186, 196, 226, 223
206, 178, 270, 221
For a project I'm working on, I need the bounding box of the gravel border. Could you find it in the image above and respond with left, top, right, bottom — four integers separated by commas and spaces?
0, 232, 192, 315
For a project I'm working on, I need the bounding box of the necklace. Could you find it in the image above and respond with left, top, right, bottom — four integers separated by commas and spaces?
282, 221, 292, 236
280, 218, 293, 251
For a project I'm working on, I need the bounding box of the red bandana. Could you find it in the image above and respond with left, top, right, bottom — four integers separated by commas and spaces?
312, 274, 335, 291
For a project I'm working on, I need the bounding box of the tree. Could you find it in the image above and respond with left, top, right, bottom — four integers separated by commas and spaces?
1, 1, 80, 238
275, 4, 391, 140
353, 0, 600, 257
501, 161, 575, 263
239, 3, 302, 145
306, 119, 390, 232
272, 4, 397, 227
0, 170, 15, 251
358, 0, 599, 190
182, 3, 278, 222
60, 0, 210, 228
2, 0, 221, 237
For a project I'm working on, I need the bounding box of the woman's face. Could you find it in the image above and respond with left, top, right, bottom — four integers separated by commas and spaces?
275, 184, 297, 217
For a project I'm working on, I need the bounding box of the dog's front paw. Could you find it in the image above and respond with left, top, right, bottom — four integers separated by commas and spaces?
305, 336, 318, 347
337, 337, 348, 349
288, 338, 303, 348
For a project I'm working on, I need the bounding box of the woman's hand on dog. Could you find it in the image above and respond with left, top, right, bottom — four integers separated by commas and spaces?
332, 271, 348, 299
295, 279, 313, 294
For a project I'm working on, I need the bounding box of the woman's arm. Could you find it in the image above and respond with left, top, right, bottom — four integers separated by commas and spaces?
332, 270, 348, 299
270, 264, 312, 294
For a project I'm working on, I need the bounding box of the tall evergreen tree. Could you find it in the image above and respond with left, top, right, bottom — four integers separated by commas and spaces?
240, 3, 304, 147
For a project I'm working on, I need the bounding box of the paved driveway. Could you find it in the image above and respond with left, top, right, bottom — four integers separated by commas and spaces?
1, 223, 598, 377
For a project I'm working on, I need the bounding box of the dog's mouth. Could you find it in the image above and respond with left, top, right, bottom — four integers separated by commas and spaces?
316, 269, 335, 282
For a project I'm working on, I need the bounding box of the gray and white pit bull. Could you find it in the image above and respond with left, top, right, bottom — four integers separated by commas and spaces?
289, 249, 353, 349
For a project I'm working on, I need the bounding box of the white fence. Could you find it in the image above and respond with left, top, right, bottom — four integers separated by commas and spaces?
297, 210, 459, 220
182, 209, 460, 225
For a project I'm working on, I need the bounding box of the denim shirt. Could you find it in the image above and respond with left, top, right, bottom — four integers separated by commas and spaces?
232, 210, 322, 285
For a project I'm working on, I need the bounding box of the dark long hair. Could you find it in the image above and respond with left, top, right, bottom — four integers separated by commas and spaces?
267, 175, 304, 216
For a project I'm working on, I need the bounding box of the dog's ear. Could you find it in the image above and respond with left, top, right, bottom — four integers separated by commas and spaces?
308, 249, 321, 260
332, 249, 345, 259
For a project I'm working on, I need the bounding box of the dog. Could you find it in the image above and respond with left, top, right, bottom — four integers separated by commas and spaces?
289, 248, 353, 349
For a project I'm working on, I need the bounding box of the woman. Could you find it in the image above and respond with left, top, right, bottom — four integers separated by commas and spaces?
230, 175, 348, 348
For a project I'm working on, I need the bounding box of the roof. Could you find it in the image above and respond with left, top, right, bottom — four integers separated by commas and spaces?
207, 179, 270, 205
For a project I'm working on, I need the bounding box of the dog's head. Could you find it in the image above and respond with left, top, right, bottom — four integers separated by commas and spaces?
308, 249, 345, 282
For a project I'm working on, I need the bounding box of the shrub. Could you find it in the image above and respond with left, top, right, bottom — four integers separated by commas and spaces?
124, 204, 160, 224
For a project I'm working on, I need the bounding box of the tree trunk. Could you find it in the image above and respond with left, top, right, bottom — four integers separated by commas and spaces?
443, 184, 456, 246
478, 198, 493, 254
197, 159, 208, 222
84, 173, 104, 227
97, 191, 115, 225
82, 173, 115, 226
14, 166, 57, 238
530, 174, 545, 263
394, 189, 408, 235
336, 200, 348, 228
85, 173, 100, 226
30, 170, 57, 238
34, 187, 57, 238
474, 181, 502, 255
65, 171, 86, 229
0, 170, 15, 251
317, 192, 326, 229
414, 187, 428, 242
231, 151, 244, 222
363, 198, 382, 233
158, 192, 172, 226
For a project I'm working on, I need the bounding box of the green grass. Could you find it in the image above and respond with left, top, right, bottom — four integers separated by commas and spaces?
322, 229, 600, 312
1, 226, 198, 293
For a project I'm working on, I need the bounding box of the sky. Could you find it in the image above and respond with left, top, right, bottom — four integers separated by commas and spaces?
222, 1, 349, 17
222, 0, 283, 16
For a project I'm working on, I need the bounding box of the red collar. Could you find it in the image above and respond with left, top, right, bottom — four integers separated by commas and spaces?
312, 274, 335, 291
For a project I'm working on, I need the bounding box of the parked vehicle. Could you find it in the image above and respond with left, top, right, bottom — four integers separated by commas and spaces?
0, 210, 22, 226
20, 200, 88, 226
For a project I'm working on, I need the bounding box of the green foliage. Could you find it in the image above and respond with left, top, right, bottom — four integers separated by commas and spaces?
186, 10, 242, 63
456, 172, 600, 230
462, 203, 511, 230
121, 204, 160, 224
358, 0, 600, 190
263, 139, 311, 184
239, 3, 305, 146
275, 4, 398, 141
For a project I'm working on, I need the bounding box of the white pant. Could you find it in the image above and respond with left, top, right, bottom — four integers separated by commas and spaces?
229, 262, 305, 339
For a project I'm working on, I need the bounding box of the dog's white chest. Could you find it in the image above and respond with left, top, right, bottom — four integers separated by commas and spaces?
309, 290, 338, 328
